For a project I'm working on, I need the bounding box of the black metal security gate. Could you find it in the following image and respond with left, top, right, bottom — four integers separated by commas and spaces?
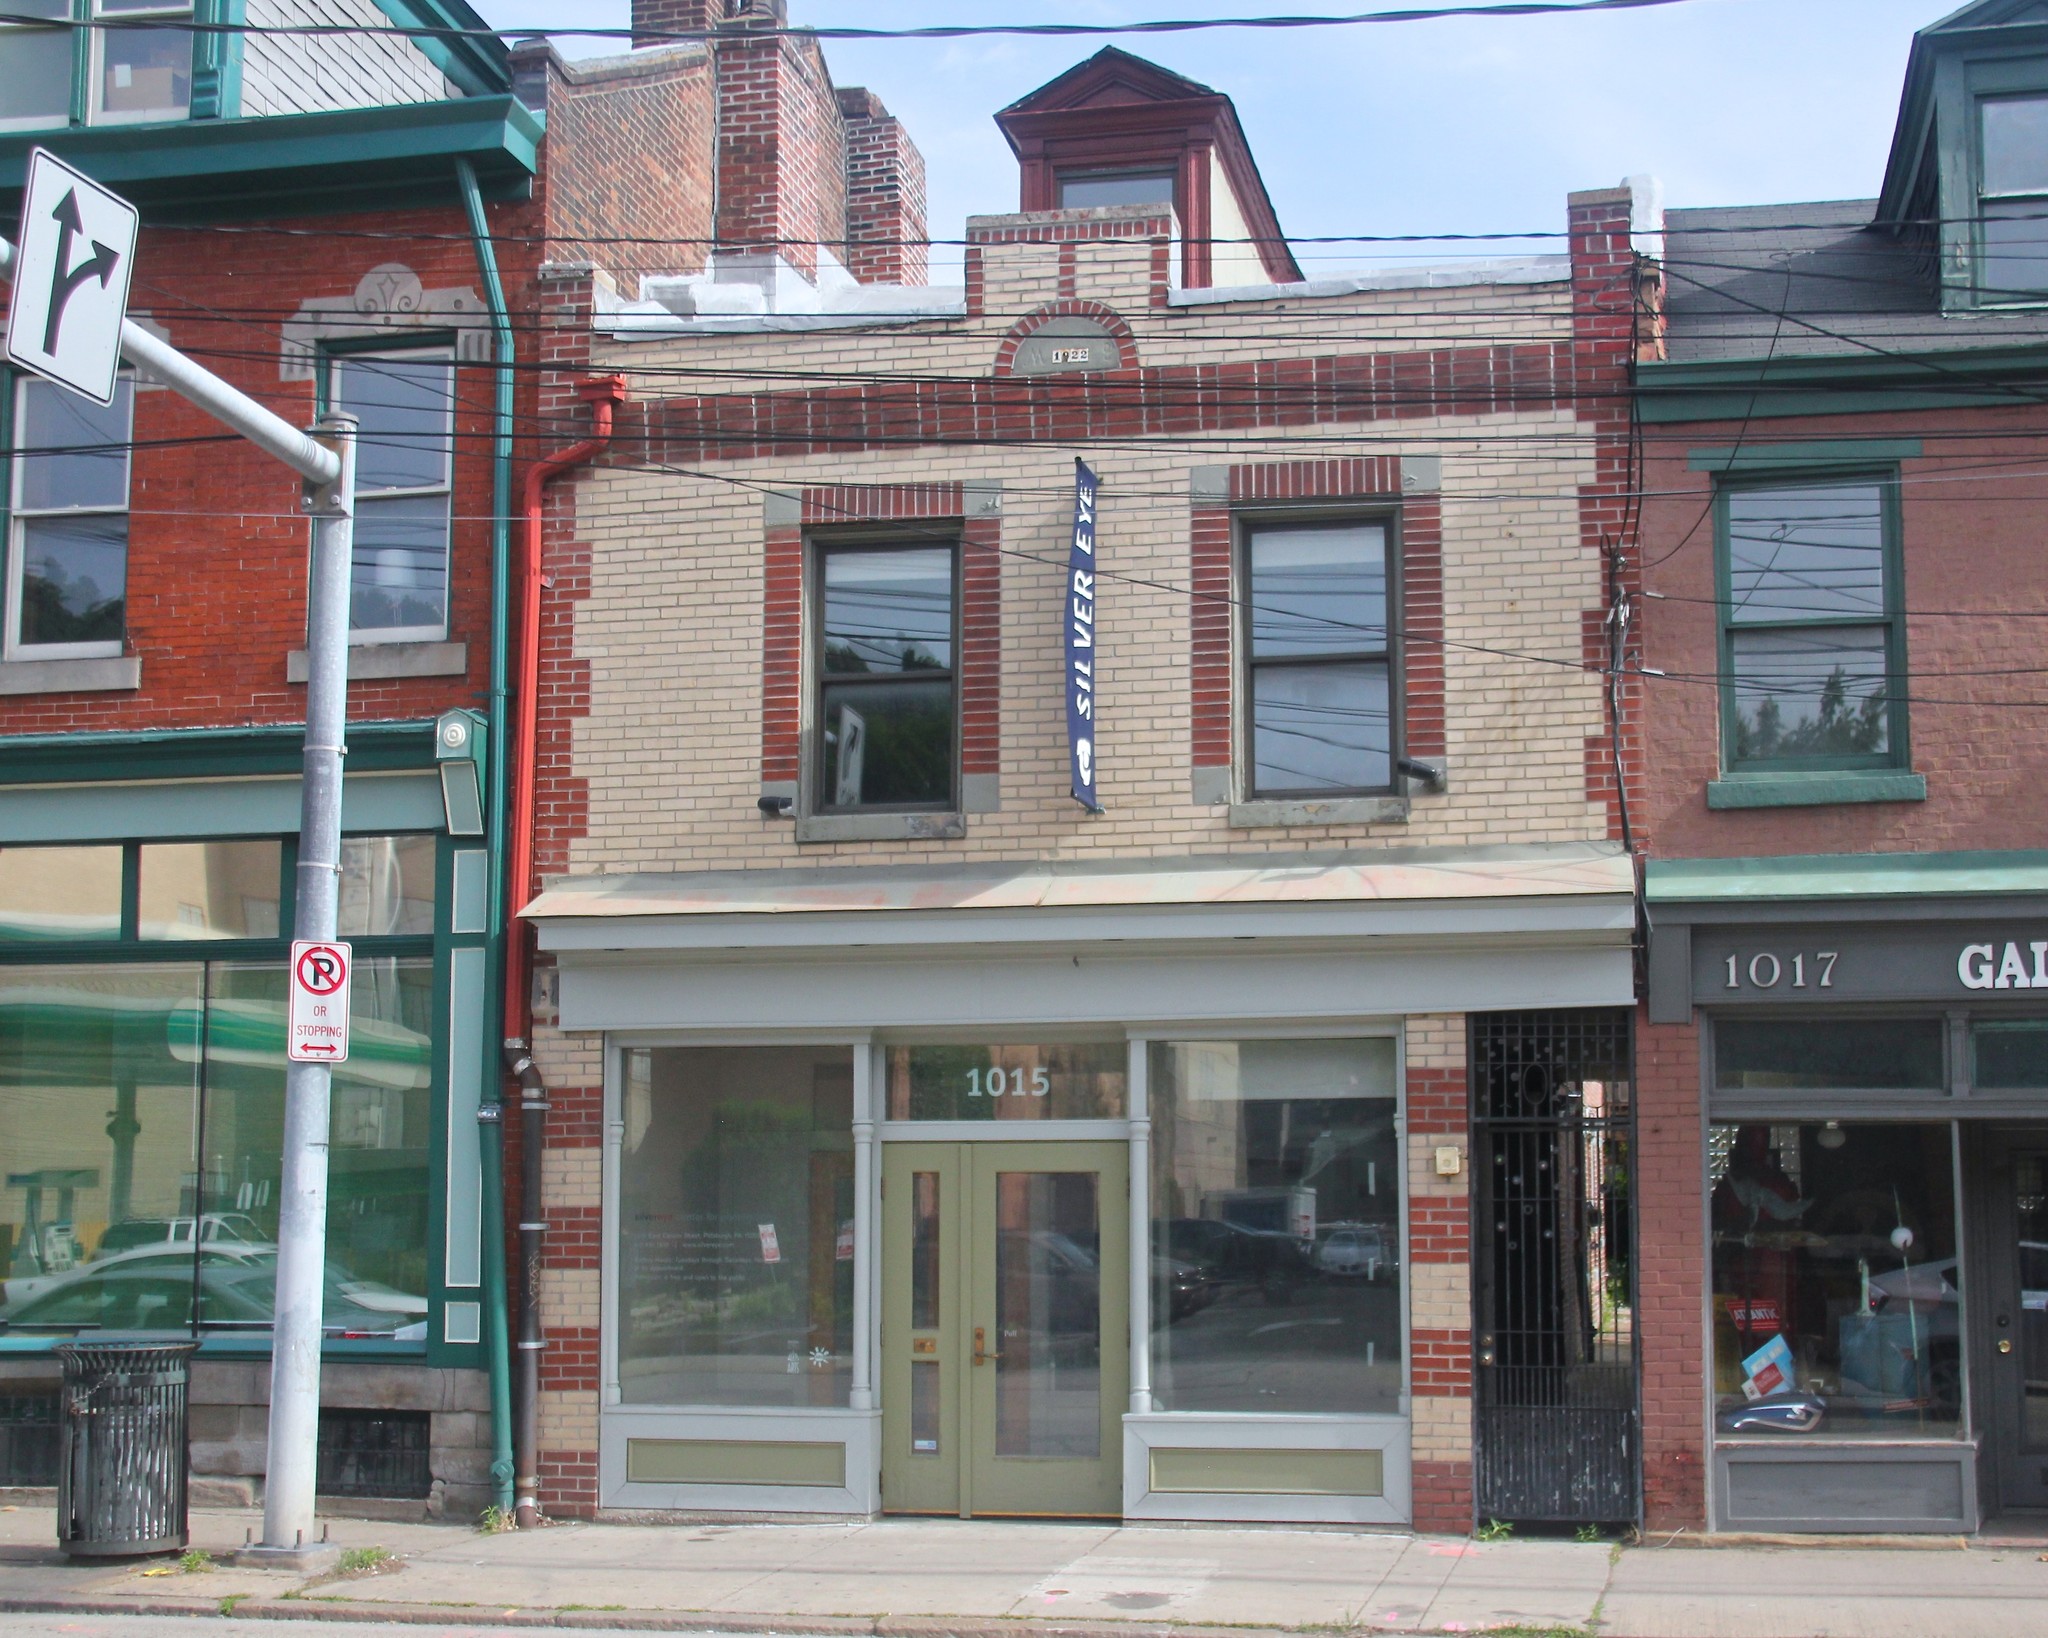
1470, 1009, 1638, 1526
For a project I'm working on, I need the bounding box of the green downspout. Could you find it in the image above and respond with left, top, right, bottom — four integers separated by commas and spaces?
457, 156, 517, 1521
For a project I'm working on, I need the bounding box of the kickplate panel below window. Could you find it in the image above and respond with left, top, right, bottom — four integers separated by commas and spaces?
1471, 1010, 1638, 1525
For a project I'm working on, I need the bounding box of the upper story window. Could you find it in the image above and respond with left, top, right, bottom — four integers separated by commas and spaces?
814, 540, 957, 812
1718, 476, 1906, 773
324, 346, 456, 643
1241, 518, 1395, 798
5, 373, 134, 660
1979, 94, 2048, 301
0, 3, 195, 131
1057, 170, 1175, 210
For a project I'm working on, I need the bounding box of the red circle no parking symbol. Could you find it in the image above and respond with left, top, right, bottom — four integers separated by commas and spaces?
295, 944, 348, 996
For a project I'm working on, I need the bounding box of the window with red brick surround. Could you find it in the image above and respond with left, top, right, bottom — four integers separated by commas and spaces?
761, 484, 999, 813
1190, 458, 1444, 798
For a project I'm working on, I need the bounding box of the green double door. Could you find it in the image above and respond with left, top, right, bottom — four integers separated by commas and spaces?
880, 1141, 1128, 1517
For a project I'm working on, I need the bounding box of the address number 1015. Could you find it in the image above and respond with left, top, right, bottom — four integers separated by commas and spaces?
1724, 951, 1839, 991
968, 1066, 1051, 1098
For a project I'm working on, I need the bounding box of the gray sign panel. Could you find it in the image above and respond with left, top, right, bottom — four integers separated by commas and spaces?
1691, 921, 2048, 1005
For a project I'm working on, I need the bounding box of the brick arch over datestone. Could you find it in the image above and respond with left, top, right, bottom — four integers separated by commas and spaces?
993, 302, 1140, 378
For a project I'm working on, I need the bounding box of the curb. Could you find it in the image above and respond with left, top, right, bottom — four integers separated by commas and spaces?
0, 1596, 1528, 1638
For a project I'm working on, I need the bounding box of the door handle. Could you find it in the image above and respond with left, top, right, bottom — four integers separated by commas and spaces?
973, 1326, 1003, 1366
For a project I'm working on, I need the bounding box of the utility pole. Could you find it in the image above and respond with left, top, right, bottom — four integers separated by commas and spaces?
1, 227, 355, 1568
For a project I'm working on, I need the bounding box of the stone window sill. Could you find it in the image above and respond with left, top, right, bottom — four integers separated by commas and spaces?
0, 654, 141, 695
796, 811, 967, 843
287, 640, 467, 683
1707, 770, 1927, 810
1229, 795, 1410, 828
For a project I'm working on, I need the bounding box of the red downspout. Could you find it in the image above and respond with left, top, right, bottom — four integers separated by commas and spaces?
505, 373, 626, 1527
506, 374, 627, 1036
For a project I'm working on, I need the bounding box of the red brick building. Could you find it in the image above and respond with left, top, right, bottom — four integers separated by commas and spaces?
0, 0, 922, 1525
1633, 0, 2048, 1535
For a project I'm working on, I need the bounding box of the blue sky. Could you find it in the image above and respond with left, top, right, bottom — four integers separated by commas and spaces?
472, 1, 1963, 276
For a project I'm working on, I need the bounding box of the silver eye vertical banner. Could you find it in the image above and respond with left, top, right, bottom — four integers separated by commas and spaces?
1067, 458, 1104, 812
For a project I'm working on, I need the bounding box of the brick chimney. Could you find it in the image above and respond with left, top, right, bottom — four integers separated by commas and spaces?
634, 0, 926, 287
838, 87, 928, 285
632, 1, 779, 47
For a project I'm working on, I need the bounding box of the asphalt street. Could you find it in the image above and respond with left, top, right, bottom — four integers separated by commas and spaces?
0, 1620, 770, 1638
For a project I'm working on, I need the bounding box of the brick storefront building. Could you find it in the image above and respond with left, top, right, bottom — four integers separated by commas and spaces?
1633, 0, 2048, 1535
514, 25, 1654, 1528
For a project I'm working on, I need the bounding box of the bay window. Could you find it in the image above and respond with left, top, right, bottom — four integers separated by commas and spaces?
0, 3, 193, 130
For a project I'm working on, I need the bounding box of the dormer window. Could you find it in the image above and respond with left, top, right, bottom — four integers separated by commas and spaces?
1980, 94, 2048, 299
0, 2, 194, 132
1057, 170, 1175, 211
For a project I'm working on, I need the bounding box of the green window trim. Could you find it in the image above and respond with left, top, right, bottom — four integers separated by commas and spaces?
1707, 770, 1929, 810
1714, 467, 1911, 779
0, 828, 487, 1370
1689, 441, 1923, 474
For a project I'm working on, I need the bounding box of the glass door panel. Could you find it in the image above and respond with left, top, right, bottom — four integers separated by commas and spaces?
882, 1140, 1126, 1517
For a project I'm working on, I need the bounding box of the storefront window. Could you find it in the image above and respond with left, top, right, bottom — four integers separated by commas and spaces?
0, 845, 123, 942
618, 1046, 856, 1407
1715, 1017, 1944, 1091
1973, 1020, 2048, 1089
1149, 1037, 1401, 1415
1710, 1122, 1960, 1439
138, 842, 282, 940
886, 1042, 1126, 1121
0, 959, 432, 1338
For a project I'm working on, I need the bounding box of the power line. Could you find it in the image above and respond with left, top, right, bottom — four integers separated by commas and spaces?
0, 1, 1714, 48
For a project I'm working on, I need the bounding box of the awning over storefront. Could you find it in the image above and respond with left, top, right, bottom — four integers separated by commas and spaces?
528, 844, 1637, 1033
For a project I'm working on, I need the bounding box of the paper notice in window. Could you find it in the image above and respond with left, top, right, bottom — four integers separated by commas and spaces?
836, 1221, 855, 1262
1741, 1333, 1795, 1400
758, 1223, 781, 1264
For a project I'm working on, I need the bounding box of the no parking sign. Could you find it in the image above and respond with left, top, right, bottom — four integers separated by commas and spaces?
288, 940, 352, 1063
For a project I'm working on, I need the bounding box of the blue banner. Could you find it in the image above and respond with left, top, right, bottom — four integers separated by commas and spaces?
1066, 458, 1103, 812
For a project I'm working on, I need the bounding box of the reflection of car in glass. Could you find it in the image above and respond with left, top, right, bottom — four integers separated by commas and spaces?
1315, 1224, 1393, 1281
0, 1245, 425, 1339
96, 1214, 268, 1254
1166, 1218, 1310, 1304
1153, 1253, 1218, 1323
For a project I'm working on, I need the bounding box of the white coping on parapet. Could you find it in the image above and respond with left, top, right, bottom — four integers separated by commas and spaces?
1167, 255, 1572, 306
586, 252, 1571, 337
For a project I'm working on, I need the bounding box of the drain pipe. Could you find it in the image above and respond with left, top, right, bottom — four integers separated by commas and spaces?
457, 157, 518, 1523
504, 373, 627, 1527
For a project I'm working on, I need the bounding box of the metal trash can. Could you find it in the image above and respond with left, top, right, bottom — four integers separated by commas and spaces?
53, 1340, 199, 1557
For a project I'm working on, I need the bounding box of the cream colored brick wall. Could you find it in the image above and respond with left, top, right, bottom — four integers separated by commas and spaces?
1409, 1260, 1470, 1331
532, 1025, 602, 1089
1405, 1015, 1466, 1072
538, 1388, 598, 1451
1412, 1392, 1471, 1463
541, 1265, 601, 1331
562, 421, 1604, 876
1411, 1130, 1470, 1204
544, 1146, 602, 1212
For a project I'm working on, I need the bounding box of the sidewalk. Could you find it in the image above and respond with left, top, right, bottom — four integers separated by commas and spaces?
1, 1504, 2044, 1638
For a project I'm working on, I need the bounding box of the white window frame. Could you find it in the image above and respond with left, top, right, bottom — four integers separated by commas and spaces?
324, 343, 458, 646
89, 1, 196, 128
0, 3, 197, 134
4, 371, 133, 662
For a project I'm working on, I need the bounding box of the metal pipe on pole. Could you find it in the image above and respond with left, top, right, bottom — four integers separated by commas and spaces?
3, 226, 350, 1564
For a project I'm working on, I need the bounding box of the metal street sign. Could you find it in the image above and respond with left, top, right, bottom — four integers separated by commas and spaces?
288, 940, 353, 1063
5, 148, 139, 406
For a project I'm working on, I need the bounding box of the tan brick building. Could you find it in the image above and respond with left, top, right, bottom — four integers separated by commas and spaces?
513, 32, 1651, 1529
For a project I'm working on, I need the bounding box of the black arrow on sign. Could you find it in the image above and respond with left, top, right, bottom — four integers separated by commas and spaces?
42, 188, 121, 357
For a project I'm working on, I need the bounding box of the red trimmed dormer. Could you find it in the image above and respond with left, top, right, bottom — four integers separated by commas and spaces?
994, 46, 1301, 290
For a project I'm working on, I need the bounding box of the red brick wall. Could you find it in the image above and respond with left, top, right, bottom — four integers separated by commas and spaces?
1636, 407, 2048, 859
1636, 1008, 1706, 1530
714, 33, 847, 280
839, 87, 928, 286
0, 198, 542, 740
542, 48, 716, 283
1407, 1049, 1474, 1534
